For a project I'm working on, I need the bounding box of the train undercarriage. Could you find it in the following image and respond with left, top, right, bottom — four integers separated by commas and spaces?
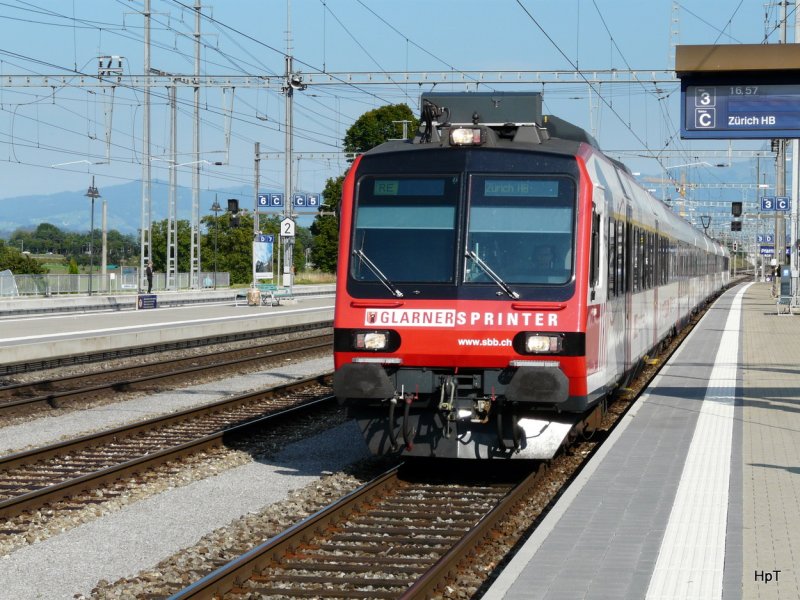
335, 364, 604, 460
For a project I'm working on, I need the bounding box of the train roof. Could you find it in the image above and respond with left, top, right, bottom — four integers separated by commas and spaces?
359, 94, 625, 179
410, 91, 601, 152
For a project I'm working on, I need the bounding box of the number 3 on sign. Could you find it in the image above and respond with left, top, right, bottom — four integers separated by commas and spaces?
280, 217, 296, 238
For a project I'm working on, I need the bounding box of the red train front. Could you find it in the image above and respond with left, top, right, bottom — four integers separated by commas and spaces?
332, 91, 604, 459
332, 91, 724, 459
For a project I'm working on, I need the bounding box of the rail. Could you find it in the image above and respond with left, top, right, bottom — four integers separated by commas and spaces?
0, 332, 333, 417
0, 376, 335, 520
168, 466, 534, 600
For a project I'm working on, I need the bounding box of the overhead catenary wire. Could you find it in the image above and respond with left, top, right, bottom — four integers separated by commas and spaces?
0, 0, 773, 214
2, 0, 355, 155
590, 1, 693, 174
514, 0, 673, 176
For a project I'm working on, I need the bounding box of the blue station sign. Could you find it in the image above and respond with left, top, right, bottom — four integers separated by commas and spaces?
760, 196, 791, 211
682, 83, 800, 139
258, 192, 322, 211
677, 44, 800, 139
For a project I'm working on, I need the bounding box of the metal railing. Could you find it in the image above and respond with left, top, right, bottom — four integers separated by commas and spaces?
2, 271, 231, 297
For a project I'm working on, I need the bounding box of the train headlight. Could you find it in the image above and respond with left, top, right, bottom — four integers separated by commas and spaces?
450, 127, 483, 146
356, 331, 390, 351
336, 329, 400, 353
525, 334, 563, 354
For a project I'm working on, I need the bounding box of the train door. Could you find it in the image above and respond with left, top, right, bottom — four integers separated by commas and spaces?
586, 200, 604, 377
605, 207, 627, 388
652, 219, 660, 350
624, 204, 634, 377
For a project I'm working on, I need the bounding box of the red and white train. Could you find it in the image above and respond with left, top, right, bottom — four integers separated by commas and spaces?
333, 92, 729, 459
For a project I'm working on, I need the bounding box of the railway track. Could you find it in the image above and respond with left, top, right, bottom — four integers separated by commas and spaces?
0, 375, 335, 522
0, 331, 332, 418
158, 288, 737, 600
170, 464, 545, 600
0, 320, 334, 377
5, 285, 745, 597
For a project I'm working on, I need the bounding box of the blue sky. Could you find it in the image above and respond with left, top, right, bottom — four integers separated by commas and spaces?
0, 0, 790, 211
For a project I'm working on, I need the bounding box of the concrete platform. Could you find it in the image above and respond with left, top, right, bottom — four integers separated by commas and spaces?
485, 282, 800, 600
0, 286, 334, 366
0, 285, 334, 316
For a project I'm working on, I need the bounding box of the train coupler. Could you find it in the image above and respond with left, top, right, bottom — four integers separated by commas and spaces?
471, 399, 492, 424
438, 377, 458, 438
386, 395, 400, 451
402, 393, 416, 450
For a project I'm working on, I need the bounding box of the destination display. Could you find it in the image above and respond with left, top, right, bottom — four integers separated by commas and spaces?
682, 82, 800, 139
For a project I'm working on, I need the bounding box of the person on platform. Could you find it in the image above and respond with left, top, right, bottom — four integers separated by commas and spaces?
146, 260, 154, 294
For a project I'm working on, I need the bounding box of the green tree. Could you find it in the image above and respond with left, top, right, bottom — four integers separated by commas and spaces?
68, 258, 79, 274
9, 223, 71, 255
343, 104, 417, 154
310, 212, 340, 273
150, 219, 193, 272
31, 223, 65, 254
105, 230, 139, 266
8, 228, 33, 254
62, 231, 88, 265
0, 240, 47, 274
322, 173, 345, 213
200, 212, 259, 285
310, 174, 344, 273
5, 222, 136, 272
295, 226, 313, 272
202, 213, 225, 278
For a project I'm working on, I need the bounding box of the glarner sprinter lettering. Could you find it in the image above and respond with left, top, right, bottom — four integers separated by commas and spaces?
365, 309, 457, 327
364, 309, 558, 328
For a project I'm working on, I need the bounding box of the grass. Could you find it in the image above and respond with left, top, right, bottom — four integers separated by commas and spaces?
229, 271, 336, 288
294, 271, 336, 284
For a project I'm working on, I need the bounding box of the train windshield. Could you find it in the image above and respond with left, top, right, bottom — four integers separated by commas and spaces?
352, 175, 460, 283
465, 175, 576, 285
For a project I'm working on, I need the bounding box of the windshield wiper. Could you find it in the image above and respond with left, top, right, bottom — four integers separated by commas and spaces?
466, 249, 520, 299
353, 249, 404, 298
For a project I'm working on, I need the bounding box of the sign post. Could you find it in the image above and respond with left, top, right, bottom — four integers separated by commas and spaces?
280, 218, 295, 288
257, 189, 323, 292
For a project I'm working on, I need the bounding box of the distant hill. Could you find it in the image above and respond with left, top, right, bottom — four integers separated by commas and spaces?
0, 181, 316, 237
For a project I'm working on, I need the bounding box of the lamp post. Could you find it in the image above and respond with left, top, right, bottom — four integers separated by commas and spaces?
84, 177, 101, 296
210, 198, 221, 289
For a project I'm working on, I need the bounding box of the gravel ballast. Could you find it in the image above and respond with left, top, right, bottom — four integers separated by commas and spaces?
0, 421, 369, 599
0, 355, 374, 599
0, 356, 333, 456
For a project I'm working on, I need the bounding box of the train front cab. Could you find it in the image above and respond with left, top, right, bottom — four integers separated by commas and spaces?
333, 143, 614, 460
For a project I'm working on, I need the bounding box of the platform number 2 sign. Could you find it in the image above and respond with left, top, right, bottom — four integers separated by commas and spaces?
280, 217, 296, 238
